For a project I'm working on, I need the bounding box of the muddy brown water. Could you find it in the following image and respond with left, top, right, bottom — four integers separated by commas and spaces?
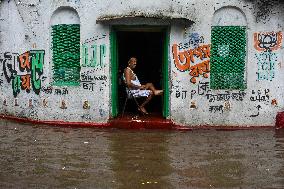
0, 120, 284, 189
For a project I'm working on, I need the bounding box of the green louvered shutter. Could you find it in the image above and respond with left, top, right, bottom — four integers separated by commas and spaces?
210, 26, 246, 90
52, 24, 80, 86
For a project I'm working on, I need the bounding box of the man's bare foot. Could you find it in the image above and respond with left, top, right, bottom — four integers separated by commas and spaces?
154, 90, 163, 96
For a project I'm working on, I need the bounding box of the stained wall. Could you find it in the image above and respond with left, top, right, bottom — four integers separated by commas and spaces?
0, 0, 283, 126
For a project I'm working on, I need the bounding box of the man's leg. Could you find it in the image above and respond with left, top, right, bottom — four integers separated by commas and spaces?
139, 91, 154, 114
144, 83, 163, 96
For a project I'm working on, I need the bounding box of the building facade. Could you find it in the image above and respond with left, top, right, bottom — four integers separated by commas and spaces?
0, 0, 283, 127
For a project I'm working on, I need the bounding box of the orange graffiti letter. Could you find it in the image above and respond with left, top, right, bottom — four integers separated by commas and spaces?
19, 51, 31, 72
172, 44, 190, 71
21, 74, 31, 92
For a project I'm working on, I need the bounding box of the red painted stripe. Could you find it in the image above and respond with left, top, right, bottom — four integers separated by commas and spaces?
0, 114, 276, 130
0, 114, 110, 128
276, 112, 284, 129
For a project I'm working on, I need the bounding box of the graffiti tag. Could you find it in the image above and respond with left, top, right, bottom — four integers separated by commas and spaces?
1, 50, 45, 97
172, 44, 210, 84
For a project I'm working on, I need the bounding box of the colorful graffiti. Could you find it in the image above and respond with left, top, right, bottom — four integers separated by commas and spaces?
1, 50, 45, 97
254, 31, 282, 52
172, 44, 210, 84
254, 31, 282, 81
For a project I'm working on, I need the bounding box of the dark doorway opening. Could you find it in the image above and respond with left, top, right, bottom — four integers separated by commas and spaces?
117, 30, 164, 115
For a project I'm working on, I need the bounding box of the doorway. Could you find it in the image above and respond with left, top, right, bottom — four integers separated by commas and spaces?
111, 27, 169, 117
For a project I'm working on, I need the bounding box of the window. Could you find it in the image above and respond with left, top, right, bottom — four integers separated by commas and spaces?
210, 26, 246, 89
51, 24, 80, 86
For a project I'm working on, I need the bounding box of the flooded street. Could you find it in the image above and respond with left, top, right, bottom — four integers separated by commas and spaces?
0, 120, 284, 189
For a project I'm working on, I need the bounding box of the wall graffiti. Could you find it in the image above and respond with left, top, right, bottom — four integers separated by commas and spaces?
83, 34, 107, 44
54, 88, 68, 95
175, 81, 210, 100
172, 43, 210, 84
206, 91, 246, 103
254, 31, 282, 52
0, 73, 3, 86
209, 105, 223, 113
189, 81, 211, 99
249, 89, 269, 117
0, 50, 45, 97
81, 113, 92, 120
254, 31, 282, 81
99, 108, 106, 117
255, 51, 277, 81
175, 90, 187, 99
67, 0, 81, 3
197, 81, 210, 95
194, 82, 245, 114
250, 89, 270, 102
1, 52, 18, 83
174, 81, 247, 114
81, 70, 107, 92
206, 89, 245, 113
82, 34, 107, 68
41, 86, 69, 95
82, 44, 106, 68
250, 105, 262, 117
178, 33, 205, 50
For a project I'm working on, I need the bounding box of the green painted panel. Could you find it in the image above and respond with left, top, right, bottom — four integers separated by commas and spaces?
52, 24, 80, 86
210, 26, 247, 90
163, 30, 169, 118
111, 29, 118, 117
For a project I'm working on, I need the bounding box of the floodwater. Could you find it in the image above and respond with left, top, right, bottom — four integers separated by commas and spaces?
0, 120, 284, 189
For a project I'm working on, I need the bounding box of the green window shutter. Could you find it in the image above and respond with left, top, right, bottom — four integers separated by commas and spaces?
52, 24, 80, 86
210, 26, 247, 90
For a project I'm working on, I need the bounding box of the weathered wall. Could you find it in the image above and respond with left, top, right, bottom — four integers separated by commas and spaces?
0, 0, 110, 122
0, 0, 283, 127
170, 0, 284, 126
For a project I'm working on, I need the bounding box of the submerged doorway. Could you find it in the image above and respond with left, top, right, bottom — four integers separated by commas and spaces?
111, 27, 169, 118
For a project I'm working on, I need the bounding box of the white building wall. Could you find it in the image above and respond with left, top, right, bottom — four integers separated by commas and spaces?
0, 0, 283, 127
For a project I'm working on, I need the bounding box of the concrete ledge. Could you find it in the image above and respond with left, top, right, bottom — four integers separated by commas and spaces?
0, 114, 110, 128
0, 114, 275, 131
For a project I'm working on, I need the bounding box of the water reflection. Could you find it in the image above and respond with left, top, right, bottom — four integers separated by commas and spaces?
168, 130, 284, 189
0, 121, 115, 189
0, 120, 284, 188
108, 130, 173, 189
